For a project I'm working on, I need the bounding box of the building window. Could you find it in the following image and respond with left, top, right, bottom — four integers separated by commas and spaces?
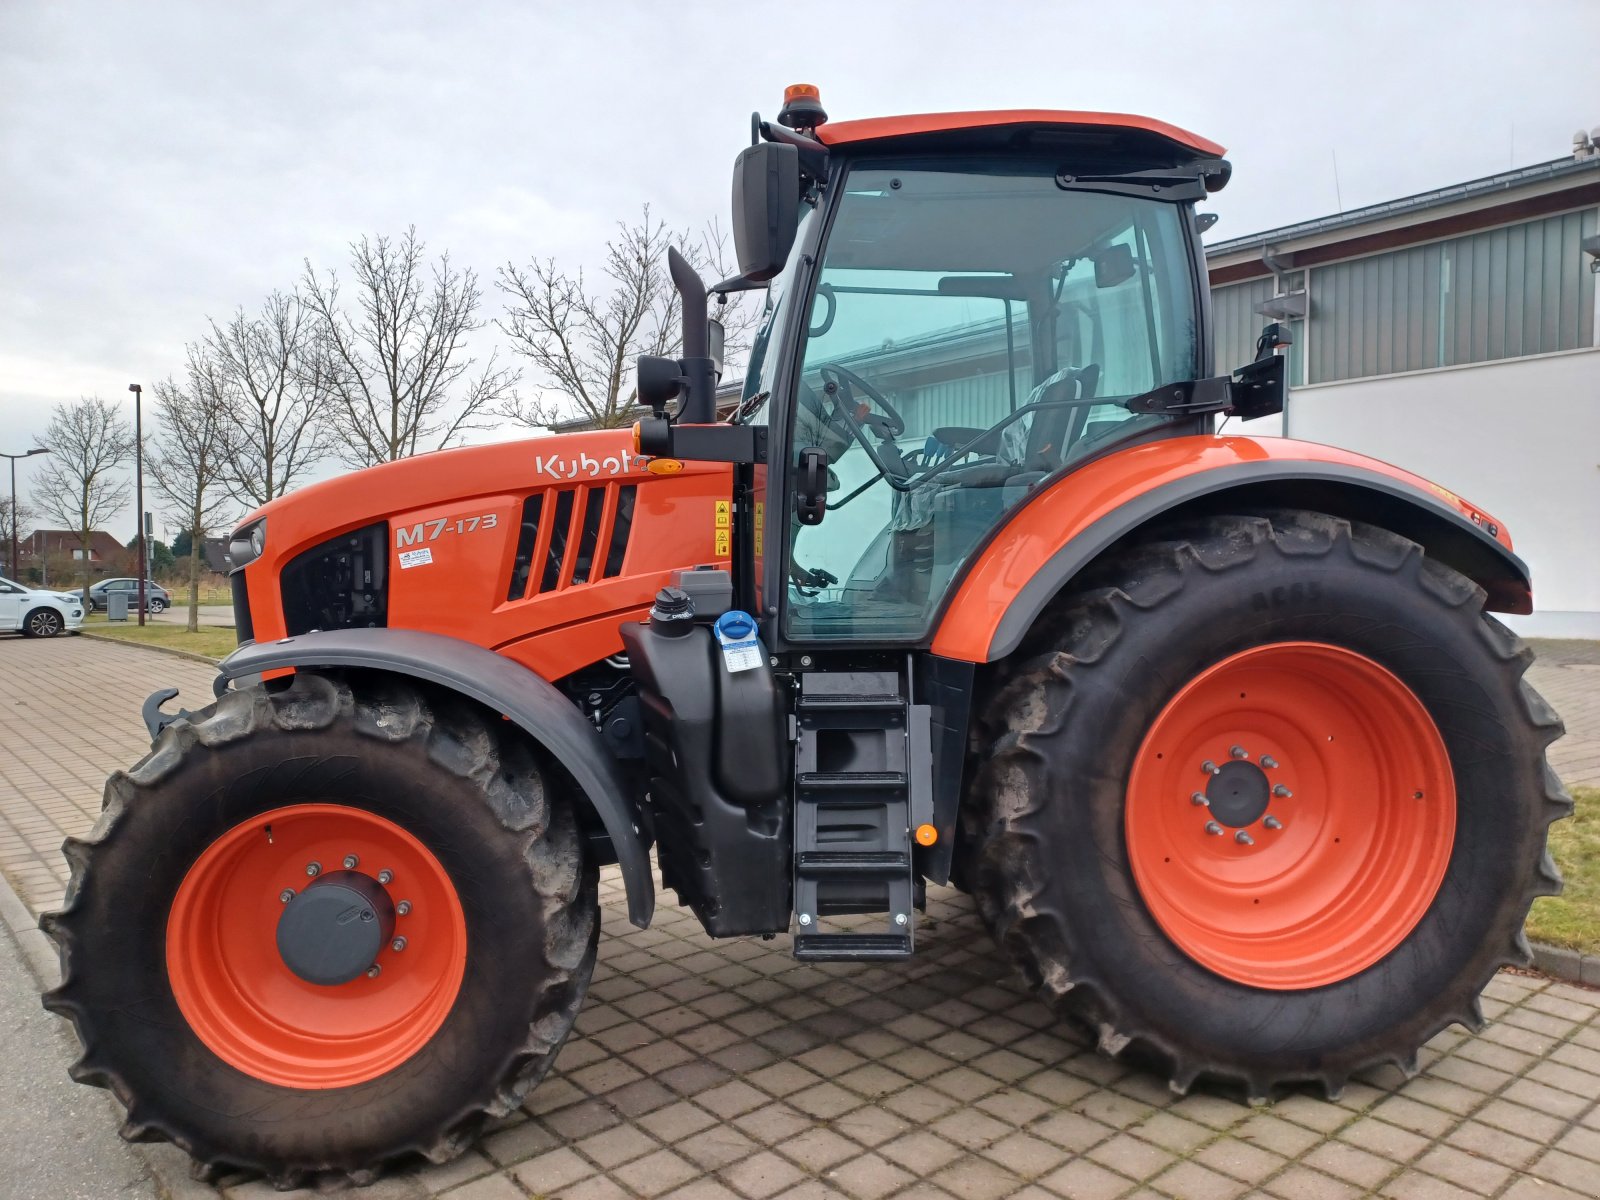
1305, 208, 1597, 384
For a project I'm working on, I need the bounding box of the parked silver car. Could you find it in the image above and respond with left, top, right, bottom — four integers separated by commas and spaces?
79, 577, 171, 613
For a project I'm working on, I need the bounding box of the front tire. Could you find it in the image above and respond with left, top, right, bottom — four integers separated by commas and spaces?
963, 511, 1569, 1098
23, 608, 64, 637
42, 671, 598, 1186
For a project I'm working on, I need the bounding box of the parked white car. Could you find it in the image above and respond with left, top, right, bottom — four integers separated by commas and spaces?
0, 575, 85, 638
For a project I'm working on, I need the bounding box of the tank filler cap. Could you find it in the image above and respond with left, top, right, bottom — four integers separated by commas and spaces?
649, 586, 696, 636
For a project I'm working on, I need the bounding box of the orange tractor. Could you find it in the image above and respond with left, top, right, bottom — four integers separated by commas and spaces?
45, 88, 1567, 1185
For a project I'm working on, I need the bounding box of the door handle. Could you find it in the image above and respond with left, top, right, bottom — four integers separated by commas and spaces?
795, 446, 828, 526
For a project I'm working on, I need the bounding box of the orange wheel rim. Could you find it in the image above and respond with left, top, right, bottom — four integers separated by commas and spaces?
1126, 642, 1455, 990
166, 803, 467, 1088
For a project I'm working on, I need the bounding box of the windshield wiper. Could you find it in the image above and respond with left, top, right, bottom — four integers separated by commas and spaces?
732, 390, 770, 423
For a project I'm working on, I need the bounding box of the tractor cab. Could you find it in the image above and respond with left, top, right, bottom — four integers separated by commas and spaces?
637, 89, 1282, 649
625, 91, 1288, 960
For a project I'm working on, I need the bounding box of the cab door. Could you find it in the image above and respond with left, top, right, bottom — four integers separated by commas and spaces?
781, 160, 1202, 644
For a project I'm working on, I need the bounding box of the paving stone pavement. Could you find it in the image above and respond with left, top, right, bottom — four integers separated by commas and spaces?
1, 634, 1598, 1200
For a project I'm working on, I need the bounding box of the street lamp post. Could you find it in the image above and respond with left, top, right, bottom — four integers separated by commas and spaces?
1, 447, 50, 579
129, 384, 146, 627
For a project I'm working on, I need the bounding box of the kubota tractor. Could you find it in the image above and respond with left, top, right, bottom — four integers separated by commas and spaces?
44, 87, 1569, 1186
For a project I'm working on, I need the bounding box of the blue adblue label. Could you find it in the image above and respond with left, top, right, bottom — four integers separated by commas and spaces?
713, 610, 764, 673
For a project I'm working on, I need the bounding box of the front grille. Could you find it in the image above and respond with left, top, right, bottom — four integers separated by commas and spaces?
281, 522, 389, 634
507, 482, 638, 602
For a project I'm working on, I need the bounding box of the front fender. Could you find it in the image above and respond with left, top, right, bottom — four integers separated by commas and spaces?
215, 628, 654, 927
931, 435, 1531, 663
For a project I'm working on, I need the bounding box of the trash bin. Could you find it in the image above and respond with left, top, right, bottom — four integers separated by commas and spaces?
108, 591, 130, 621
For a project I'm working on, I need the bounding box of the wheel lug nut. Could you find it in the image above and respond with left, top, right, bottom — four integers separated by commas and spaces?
305, 861, 321, 877
1261, 756, 1279, 769
1230, 745, 1248, 759
1264, 816, 1283, 830
391, 937, 407, 952
1273, 784, 1293, 798
279, 888, 295, 903
1204, 821, 1223, 836
1201, 760, 1220, 775
1190, 792, 1210, 807
1235, 831, 1255, 846
342, 854, 359, 870
366, 964, 381, 978
377, 869, 393, 885
397, 900, 412, 916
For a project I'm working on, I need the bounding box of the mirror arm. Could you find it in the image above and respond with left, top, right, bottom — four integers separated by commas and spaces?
756, 119, 830, 180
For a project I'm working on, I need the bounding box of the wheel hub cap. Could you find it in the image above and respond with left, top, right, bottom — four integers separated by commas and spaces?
1204, 760, 1270, 828
276, 871, 396, 986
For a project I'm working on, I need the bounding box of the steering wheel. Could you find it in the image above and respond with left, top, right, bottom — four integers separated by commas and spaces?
818, 364, 905, 438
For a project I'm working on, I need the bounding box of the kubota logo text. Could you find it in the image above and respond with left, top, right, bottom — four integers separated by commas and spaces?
535, 451, 647, 479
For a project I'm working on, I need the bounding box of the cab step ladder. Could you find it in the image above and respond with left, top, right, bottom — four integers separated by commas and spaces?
791, 670, 931, 962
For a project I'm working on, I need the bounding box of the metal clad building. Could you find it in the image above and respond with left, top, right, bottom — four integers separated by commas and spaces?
1208, 145, 1600, 637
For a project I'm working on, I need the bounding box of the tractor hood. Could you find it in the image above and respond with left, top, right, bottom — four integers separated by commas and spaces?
227, 429, 731, 679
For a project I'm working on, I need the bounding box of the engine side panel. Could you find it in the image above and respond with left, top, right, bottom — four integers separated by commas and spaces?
238, 431, 730, 679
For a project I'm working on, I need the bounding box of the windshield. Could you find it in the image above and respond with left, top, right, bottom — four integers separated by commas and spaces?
786, 159, 1200, 640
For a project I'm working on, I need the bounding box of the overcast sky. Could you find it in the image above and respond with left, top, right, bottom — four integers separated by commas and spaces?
3, 0, 1597, 540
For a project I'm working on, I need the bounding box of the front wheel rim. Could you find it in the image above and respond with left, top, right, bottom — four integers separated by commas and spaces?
166, 803, 468, 1088
30, 612, 60, 635
1125, 642, 1456, 990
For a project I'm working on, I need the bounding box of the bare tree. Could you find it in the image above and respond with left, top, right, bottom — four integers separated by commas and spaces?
206, 290, 334, 508
2, 496, 36, 576
149, 346, 233, 631
30, 397, 135, 605
496, 207, 755, 430
301, 227, 518, 468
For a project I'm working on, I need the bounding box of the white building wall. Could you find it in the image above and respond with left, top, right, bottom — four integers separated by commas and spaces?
1265, 347, 1600, 637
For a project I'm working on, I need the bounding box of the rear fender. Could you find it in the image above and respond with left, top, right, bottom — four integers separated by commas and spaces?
931, 435, 1532, 663
213, 628, 654, 927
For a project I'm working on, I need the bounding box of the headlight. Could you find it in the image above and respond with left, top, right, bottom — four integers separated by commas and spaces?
229, 520, 267, 570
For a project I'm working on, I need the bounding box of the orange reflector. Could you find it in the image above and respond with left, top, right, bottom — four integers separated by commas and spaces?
646, 458, 683, 475
631, 420, 642, 453
784, 83, 821, 103
914, 824, 938, 847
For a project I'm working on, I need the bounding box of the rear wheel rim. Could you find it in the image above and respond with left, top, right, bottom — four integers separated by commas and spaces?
166, 803, 467, 1088
1125, 642, 1456, 990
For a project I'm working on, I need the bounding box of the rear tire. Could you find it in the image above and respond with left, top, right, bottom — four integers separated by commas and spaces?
42, 671, 598, 1186
147, 597, 167, 614
962, 511, 1569, 1098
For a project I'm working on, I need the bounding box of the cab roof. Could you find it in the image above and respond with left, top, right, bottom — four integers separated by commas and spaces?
814, 109, 1225, 161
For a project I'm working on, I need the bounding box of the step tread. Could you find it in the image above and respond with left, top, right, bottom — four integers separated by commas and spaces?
797, 850, 911, 877
793, 932, 913, 962
796, 771, 908, 789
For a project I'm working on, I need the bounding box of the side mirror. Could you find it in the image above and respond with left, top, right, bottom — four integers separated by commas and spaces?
637, 355, 684, 416
732, 142, 800, 282
1093, 243, 1137, 288
708, 316, 725, 382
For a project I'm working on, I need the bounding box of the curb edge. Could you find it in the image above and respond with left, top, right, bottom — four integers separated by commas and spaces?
78, 631, 223, 666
